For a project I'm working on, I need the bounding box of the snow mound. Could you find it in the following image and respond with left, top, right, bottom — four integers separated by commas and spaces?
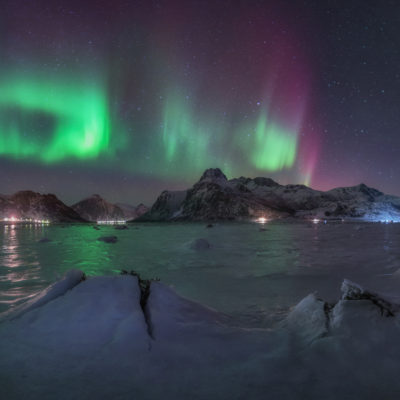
284, 279, 400, 342
283, 293, 328, 345
2, 275, 400, 399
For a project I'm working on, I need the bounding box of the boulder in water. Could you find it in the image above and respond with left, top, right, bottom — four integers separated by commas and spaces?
190, 238, 211, 250
97, 236, 118, 243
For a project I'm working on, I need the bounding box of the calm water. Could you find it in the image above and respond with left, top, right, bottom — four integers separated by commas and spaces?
1, 221, 400, 327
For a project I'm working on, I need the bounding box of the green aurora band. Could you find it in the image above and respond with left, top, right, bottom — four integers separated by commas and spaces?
0, 74, 300, 181
0, 74, 111, 162
250, 112, 297, 170
162, 91, 216, 170
161, 92, 299, 178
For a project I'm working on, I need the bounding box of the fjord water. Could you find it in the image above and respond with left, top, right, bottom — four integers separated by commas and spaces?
1, 221, 400, 327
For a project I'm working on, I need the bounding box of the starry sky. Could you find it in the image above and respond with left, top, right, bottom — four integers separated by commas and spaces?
0, 0, 399, 205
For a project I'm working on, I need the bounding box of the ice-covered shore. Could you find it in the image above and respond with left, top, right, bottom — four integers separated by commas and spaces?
1, 271, 400, 399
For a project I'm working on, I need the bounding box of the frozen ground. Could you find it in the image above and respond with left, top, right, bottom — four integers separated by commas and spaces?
2, 221, 400, 399
2, 270, 400, 399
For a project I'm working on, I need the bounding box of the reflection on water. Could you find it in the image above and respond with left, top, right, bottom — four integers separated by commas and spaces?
0, 224, 42, 312
1, 222, 400, 327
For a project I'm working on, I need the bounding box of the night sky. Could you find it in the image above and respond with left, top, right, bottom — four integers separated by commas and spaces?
1, 0, 399, 205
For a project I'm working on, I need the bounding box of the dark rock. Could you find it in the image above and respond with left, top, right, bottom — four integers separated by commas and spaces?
38, 237, 52, 243
97, 236, 118, 243
190, 238, 211, 250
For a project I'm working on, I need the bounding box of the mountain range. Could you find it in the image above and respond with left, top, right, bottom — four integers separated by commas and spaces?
0, 192, 148, 223
71, 194, 148, 222
138, 168, 400, 222
1, 168, 400, 222
0, 191, 84, 222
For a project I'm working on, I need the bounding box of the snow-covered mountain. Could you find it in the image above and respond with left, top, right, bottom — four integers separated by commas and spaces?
0, 191, 84, 222
72, 194, 148, 222
72, 194, 125, 222
139, 168, 400, 221
115, 202, 149, 220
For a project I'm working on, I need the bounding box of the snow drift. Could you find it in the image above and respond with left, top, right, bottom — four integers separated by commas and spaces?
1, 272, 400, 399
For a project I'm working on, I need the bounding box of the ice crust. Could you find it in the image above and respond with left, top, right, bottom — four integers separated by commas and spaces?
2, 272, 400, 399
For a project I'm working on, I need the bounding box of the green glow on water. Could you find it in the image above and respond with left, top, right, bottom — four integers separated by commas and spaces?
0, 74, 111, 162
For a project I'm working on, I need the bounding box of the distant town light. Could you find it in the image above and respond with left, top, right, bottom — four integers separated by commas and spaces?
1, 217, 50, 224
312, 218, 320, 224
256, 217, 267, 224
97, 220, 126, 225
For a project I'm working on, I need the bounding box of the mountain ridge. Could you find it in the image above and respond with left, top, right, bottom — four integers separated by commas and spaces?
0, 191, 148, 222
0, 190, 84, 222
138, 168, 400, 222
1, 169, 399, 222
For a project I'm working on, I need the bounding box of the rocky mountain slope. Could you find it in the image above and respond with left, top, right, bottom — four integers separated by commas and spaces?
0, 191, 84, 222
139, 168, 400, 221
72, 194, 125, 222
115, 202, 149, 220
72, 194, 148, 222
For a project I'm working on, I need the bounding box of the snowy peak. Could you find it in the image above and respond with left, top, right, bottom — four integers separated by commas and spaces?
140, 169, 287, 221
199, 168, 228, 183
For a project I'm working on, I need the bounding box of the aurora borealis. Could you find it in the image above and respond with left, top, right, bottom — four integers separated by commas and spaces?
1, 0, 400, 204
0, 72, 112, 162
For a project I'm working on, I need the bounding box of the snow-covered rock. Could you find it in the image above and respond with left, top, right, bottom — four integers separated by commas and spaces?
1, 269, 85, 321
2, 275, 400, 399
283, 293, 328, 345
